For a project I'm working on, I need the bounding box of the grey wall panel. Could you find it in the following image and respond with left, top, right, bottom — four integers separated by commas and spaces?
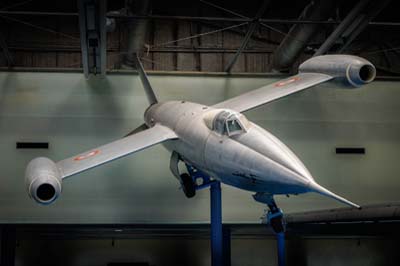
0, 71, 399, 223
14, 238, 400, 266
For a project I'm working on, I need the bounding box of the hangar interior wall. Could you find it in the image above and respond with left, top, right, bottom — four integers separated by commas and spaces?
14, 237, 399, 266
0, 71, 399, 224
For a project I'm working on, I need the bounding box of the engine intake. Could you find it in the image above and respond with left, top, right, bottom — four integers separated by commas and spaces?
299, 55, 376, 87
25, 157, 62, 204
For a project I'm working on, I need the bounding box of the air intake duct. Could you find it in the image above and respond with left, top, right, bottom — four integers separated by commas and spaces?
25, 157, 62, 204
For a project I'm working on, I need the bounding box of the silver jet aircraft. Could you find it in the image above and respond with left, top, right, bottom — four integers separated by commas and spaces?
25, 54, 375, 230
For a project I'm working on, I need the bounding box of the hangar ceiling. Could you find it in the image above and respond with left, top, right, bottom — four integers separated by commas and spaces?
0, 0, 399, 76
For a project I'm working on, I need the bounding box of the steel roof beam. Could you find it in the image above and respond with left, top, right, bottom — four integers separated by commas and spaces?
338, 0, 392, 53
224, 0, 271, 72
0, 11, 399, 27
272, 0, 336, 72
314, 0, 370, 56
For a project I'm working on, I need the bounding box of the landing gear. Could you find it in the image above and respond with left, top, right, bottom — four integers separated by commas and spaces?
253, 193, 286, 266
169, 152, 197, 198
170, 151, 212, 199
180, 173, 196, 198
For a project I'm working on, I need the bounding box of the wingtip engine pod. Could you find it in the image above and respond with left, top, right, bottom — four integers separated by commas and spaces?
25, 157, 62, 204
299, 55, 376, 87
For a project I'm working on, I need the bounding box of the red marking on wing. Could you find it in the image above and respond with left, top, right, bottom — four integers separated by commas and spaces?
274, 76, 300, 87
74, 150, 100, 161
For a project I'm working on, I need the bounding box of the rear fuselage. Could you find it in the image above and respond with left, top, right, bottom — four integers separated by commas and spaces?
144, 101, 315, 195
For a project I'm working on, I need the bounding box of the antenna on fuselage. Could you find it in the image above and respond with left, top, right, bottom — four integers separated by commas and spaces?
133, 54, 158, 105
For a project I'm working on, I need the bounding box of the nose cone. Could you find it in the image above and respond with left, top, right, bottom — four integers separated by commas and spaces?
234, 125, 361, 208
235, 124, 314, 181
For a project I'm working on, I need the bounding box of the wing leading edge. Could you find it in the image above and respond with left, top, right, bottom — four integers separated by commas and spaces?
213, 73, 332, 113
57, 124, 177, 179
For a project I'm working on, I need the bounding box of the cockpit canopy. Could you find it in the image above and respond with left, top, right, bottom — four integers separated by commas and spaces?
208, 110, 250, 136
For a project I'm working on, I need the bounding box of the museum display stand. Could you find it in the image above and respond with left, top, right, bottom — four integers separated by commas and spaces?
188, 164, 286, 266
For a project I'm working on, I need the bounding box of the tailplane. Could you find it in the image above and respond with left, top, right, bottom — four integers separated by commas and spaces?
133, 54, 158, 105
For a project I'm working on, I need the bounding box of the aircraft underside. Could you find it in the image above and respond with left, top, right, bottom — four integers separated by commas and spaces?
164, 141, 310, 196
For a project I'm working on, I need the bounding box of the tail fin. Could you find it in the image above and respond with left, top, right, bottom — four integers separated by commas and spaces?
133, 54, 158, 105
308, 181, 361, 209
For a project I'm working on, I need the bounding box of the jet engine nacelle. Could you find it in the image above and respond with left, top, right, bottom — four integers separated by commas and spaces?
299, 55, 376, 87
25, 157, 62, 204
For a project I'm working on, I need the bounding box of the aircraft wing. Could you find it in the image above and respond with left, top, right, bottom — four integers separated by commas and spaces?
57, 124, 177, 179
213, 73, 332, 113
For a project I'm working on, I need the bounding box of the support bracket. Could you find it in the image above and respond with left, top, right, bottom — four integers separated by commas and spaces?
185, 163, 215, 190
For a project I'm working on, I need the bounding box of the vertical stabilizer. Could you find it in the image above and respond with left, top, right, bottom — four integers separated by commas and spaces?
133, 54, 158, 105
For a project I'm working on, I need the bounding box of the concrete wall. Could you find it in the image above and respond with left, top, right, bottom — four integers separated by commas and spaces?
14, 237, 400, 266
0, 71, 399, 223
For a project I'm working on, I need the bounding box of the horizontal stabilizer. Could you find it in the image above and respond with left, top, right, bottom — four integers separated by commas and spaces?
308, 181, 361, 209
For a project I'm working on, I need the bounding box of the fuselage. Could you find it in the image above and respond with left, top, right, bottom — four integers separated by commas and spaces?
144, 101, 315, 195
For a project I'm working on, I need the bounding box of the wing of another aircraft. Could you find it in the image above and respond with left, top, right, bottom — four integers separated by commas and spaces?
213, 73, 332, 113
57, 124, 177, 179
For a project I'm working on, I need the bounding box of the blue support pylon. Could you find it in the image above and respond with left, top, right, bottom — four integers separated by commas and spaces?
276, 232, 286, 266
185, 164, 228, 266
210, 181, 223, 266
256, 193, 286, 266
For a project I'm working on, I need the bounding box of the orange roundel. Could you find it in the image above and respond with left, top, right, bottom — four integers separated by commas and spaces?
74, 150, 100, 161
274, 76, 300, 87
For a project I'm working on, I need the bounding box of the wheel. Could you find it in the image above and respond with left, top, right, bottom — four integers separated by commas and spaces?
180, 173, 196, 198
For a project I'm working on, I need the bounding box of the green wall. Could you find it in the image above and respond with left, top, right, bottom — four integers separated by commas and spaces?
0, 71, 399, 223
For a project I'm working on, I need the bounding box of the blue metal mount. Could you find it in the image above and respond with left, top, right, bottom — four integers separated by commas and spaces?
186, 164, 214, 189
276, 232, 286, 266
254, 192, 286, 266
186, 165, 286, 266
210, 181, 223, 266
185, 164, 226, 266
266, 208, 286, 266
